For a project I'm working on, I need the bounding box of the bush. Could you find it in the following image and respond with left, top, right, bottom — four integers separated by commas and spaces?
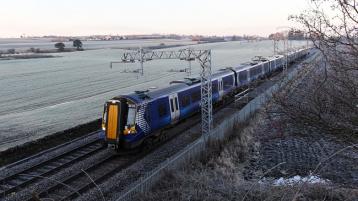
54, 42, 65, 51
7, 48, 16, 54
28, 47, 35, 53
73, 39, 83, 50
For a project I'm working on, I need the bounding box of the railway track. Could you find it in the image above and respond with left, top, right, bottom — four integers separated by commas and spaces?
26, 154, 137, 201
25, 115, 207, 201
0, 137, 105, 199
1, 111, 205, 201
22, 104, 215, 201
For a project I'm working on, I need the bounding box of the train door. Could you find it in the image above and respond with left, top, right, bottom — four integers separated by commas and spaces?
105, 100, 120, 143
169, 94, 180, 123
218, 78, 224, 100
268, 61, 272, 73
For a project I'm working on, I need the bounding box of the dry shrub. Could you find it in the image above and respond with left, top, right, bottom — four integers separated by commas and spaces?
270, 58, 358, 139
135, 114, 256, 201
139, 158, 358, 201
280, 0, 358, 139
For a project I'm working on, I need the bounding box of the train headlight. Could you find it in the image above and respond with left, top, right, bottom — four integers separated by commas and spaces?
129, 126, 137, 134
123, 126, 129, 135
124, 125, 137, 135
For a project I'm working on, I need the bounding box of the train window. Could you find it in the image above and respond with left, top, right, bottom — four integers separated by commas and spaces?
223, 76, 233, 89
181, 95, 190, 107
264, 63, 269, 72
170, 99, 174, 112
239, 71, 247, 82
158, 103, 167, 117
191, 91, 201, 103
127, 105, 136, 126
175, 97, 179, 110
253, 66, 261, 76
249, 68, 255, 77
212, 81, 218, 93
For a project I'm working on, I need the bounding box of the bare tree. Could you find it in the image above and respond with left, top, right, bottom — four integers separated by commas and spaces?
7, 48, 16, 54
272, 0, 358, 138
55, 42, 65, 52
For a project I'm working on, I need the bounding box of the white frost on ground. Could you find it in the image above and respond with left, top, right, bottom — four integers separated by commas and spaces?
272, 175, 330, 186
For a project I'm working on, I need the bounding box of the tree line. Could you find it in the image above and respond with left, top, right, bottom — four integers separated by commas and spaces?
54, 39, 83, 52
271, 0, 357, 139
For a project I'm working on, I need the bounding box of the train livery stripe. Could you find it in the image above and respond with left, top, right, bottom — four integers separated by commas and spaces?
107, 105, 118, 140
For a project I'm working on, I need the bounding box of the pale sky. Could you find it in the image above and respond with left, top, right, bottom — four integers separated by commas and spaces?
0, 0, 310, 38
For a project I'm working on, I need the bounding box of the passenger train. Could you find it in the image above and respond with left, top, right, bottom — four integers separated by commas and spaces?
100, 48, 310, 150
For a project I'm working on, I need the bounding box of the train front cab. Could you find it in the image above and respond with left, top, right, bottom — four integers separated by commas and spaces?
102, 98, 138, 149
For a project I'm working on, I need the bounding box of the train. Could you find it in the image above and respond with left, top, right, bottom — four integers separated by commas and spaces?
100, 48, 311, 150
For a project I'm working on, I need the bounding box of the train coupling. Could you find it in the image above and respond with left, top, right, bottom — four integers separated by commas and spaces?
108, 144, 117, 149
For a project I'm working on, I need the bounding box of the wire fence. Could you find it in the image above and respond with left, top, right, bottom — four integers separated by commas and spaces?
115, 63, 307, 201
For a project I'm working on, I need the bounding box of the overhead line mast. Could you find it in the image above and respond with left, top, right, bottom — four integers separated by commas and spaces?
110, 48, 213, 139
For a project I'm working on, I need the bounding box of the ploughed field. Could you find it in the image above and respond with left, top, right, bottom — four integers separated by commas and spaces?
0, 40, 307, 151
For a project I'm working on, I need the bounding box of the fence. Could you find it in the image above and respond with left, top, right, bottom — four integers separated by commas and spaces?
115, 59, 312, 201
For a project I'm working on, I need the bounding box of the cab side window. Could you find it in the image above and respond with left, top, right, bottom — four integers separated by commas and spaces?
181, 95, 190, 107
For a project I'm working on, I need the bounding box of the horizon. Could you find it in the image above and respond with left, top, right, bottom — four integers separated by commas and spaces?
0, 33, 270, 39
0, 0, 309, 38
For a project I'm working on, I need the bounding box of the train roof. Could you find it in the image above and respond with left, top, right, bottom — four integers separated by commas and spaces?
116, 82, 189, 103
116, 68, 236, 103
112, 48, 309, 104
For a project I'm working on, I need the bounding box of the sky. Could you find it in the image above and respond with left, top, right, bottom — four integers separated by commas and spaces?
0, 0, 310, 38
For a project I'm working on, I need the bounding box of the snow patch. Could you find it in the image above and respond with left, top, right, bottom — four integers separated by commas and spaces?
273, 175, 330, 186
